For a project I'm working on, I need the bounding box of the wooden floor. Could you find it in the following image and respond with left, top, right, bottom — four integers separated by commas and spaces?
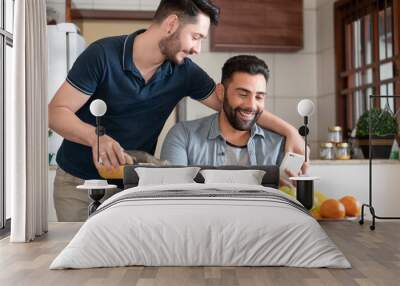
0, 221, 399, 286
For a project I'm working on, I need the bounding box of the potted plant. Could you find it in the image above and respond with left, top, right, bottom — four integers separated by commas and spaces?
356, 108, 399, 159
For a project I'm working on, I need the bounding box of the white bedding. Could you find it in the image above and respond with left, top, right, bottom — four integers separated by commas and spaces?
50, 183, 351, 269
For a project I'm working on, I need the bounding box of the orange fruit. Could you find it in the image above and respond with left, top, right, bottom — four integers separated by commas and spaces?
310, 209, 322, 220
339, 195, 361, 217
320, 199, 345, 219
313, 191, 328, 212
98, 165, 124, 179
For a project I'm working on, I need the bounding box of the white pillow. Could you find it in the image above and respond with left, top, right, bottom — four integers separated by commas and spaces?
200, 169, 266, 185
135, 167, 200, 186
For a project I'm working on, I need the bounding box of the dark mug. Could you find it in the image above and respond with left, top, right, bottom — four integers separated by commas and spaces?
296, 180, 314, 210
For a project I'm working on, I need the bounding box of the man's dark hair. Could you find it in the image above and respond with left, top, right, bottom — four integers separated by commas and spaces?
221, 55, 270, 87
154, 0, 220, 25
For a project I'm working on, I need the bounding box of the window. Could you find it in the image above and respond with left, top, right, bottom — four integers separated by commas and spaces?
1, 0, 14, 232
335, 0, 400, 135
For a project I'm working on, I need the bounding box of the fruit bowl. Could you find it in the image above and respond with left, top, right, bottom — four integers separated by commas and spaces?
310, 195, 361, 221
314, 216, 360, 221
278, 187, 362, 221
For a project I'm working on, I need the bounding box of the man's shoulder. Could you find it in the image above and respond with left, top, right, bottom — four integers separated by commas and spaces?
180, 57, 205, 72
92, 35, 126, 50
180, 113, 216, 128
256, 125, 285, 142
182, 57, 194, 67
171, 114, 216, 136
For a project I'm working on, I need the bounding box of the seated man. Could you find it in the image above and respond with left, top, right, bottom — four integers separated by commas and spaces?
161, 55, 285, 166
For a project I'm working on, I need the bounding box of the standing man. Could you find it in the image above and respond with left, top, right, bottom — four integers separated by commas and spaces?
49, 0, 305, 222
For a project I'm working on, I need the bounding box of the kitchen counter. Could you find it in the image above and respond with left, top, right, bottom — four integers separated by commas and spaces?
47, 159, 400, 220
49, 165, 57, 171
309, 160, 400, 217
311, 159, 400, 165
49, 159, 400, 170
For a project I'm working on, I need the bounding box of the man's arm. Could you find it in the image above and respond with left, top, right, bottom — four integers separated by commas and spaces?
48, 81, 95, 146
200, 92, 309, 172
48, 81, 125, 170
160, 123, 189, 165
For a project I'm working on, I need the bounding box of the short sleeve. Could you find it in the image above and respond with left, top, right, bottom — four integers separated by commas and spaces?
276, 136, 286, 166
160, 122, 189, 165
66, 42, 106, 96
185, 59, 216, 101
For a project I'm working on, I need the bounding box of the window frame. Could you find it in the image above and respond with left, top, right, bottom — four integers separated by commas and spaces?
335, 0, 400, 136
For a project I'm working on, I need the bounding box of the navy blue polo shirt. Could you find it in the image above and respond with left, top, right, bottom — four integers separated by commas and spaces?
56, 29, 215, 179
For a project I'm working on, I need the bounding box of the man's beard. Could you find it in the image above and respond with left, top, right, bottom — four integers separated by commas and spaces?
159, 29, 188, 65
222, 95, 263, 131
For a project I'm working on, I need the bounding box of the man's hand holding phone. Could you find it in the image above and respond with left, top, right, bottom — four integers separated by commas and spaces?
279, 152, 305, 187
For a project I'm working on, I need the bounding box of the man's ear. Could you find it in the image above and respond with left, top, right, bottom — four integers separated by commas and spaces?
215, 83, 225, 102
161, 14, 180, 35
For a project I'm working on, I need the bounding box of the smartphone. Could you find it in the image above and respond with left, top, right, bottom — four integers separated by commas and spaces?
279, 152, 305, 178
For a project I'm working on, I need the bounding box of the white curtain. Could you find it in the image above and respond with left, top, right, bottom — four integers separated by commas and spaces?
7, 0, 48, 242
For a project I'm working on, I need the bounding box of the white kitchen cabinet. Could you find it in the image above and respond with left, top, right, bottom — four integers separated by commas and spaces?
140, 0, 160, 11
92, 0, 140, 11
310, 160, 400, 218
47, 160, 400, 221
48, 168, 57, 222
70, 0, 160, 11
71, 0, 93, 9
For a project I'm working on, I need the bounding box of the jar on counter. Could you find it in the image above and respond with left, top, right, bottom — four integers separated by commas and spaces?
320, 142, 335, 160
328, 126, 343, 143
336, 142, 351, 160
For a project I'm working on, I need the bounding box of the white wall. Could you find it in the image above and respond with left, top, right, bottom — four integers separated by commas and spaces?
70, 0, 159, 11
46, 0, 161, 22
316, 0, 337, 146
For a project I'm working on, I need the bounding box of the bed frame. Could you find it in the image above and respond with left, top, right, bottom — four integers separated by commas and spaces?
123, 165, 280, 189
87, 165, 280, 215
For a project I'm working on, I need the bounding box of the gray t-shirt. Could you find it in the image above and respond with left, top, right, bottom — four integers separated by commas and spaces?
224, 142, 250, 165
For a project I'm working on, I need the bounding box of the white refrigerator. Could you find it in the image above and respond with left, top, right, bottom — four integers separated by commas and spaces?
47, 23, 86, 165
47, 23, 86, 222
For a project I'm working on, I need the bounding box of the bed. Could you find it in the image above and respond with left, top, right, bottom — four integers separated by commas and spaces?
50, 165, 351, 269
